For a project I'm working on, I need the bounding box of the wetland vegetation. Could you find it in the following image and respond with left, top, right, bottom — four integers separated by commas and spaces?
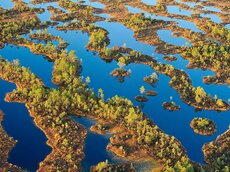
0, 110, 22, 172
0, 0, 229, 171
190, 117, 217, 136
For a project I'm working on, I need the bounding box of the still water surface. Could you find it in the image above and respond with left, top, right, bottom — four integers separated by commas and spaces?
0, 0, 229, 171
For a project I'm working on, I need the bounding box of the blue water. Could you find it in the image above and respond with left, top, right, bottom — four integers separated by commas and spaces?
157, 30, 191, 46
167, 5, 192, 16
0, 0, 14, 9
0, 0, 230, 171
49, 18, 229, 165
200, 13, 222, 24
0, 45, 55, 88
181, 2, 198, 8
140, 74, 229, 164
126, 5, 202, 33
94, 13, 111, 20
226, 24, 230, 29
166, 54, 229, 100
202, 6, 221, 13
141, 0, 157, 6
96, 21, 154, 56
81, 0, 105, 9
125, 5, 145, 14
72, 116, 124, 172
0, 79, 51, 171
47, 3, 229, 165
